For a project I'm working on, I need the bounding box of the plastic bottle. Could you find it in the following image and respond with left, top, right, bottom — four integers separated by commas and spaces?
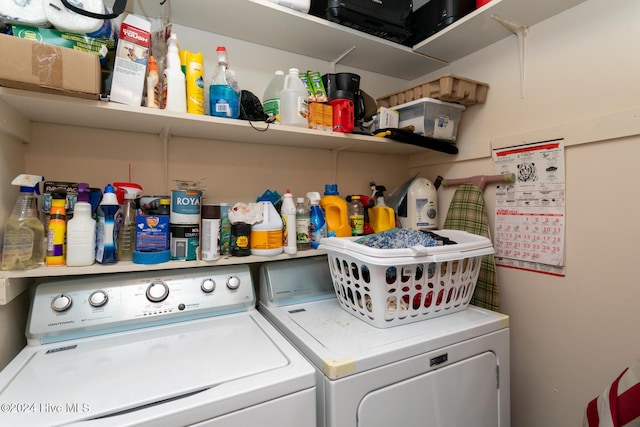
369, 183, 396, 233
250, 201, 283, 256
162, 32, 187, 113
320, 184, 351, 237
281, 190, 297, 255
307, 192, 326, 249
263, 70, 284, 123
209, 46, 239, 119
219, 202, 232, 256
295, 197, 310, 251
96, 184, 121, 264
1, 174, 46, 271
66, 200, 96, 267
146, 55, 160, 108
116, 184, 143, 262
348, 195, 364, 236
45, 189, 67, 266
186, 51, 205, 114
280, 68, 309, 127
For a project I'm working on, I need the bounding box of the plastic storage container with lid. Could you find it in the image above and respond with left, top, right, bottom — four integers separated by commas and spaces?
394, 97, 465, 142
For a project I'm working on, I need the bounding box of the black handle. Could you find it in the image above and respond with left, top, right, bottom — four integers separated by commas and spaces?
60, 0, 127, 20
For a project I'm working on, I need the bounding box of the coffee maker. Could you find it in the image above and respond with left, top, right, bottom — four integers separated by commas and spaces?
322, 73, 366, 133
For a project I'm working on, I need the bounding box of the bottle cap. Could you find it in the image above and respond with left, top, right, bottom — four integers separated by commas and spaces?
324, 184, 339, 195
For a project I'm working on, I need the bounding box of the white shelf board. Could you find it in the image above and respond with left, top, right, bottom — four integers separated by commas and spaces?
0, 249, 327, 305
0, 87, 428, 155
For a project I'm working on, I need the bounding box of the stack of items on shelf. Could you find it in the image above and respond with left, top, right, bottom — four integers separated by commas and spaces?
0, 172, 398, 272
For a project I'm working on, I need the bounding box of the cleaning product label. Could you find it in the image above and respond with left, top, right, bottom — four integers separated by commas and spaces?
170, 224, 199, 261
250, 230, 282, 251
170, 189, 202, 224
136, 213, 170, 251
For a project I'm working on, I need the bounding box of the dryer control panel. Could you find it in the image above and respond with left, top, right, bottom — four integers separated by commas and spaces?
27, 265, 254, 345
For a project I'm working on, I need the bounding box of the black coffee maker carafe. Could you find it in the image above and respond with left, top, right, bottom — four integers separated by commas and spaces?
322, 73, 366, 127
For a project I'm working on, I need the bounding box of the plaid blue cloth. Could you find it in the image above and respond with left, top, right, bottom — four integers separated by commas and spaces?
443, 183, 499, 311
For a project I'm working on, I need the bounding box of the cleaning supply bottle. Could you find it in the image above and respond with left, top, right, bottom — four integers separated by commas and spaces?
1, 174, 46, 271
96, 184, 121, 264
116, 183, 143, 262
186, 50, 205, 114
162, 32, 187, 113
263, 70, 284, 123
320, 184, 351, 237
280, 68, 309, 127
307, 192, 326, 249
348, 195, 364, 236
66, 183, 96, 267
146, 55, 160, 108
369, 182, 396, 233
209, 46, 239, 119
295, 197, 310, 251
250, 200, 283, 256
219, 202, 232, 256
45, 189, 67, 266
281, 190, 297, 255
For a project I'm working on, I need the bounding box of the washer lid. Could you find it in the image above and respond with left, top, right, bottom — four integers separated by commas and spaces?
0, 313, 293, 426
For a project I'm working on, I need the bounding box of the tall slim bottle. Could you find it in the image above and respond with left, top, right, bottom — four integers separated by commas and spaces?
281, 190, 297, 255
46, 189, 67, 266
96, 184, 120, 264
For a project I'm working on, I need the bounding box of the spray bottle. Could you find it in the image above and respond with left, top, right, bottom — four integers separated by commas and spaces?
306, 192, 326, 249
96, 184, 121, 264
45, 189, 67, 266
114, 183, 143, 261
368, 182, 396, 233
1, 174, 46, 271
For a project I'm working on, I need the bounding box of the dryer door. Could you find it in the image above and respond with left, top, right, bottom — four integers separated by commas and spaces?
357, 351, 499, 427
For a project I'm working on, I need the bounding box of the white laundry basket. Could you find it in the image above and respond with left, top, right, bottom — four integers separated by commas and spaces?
318, 229, 494, 328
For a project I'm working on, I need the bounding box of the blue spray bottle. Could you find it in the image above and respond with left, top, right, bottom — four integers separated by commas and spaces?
95, 184, 121, 264
306, 192, 327, 249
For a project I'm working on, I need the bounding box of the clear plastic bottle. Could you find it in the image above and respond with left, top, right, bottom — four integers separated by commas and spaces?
263, 70, 284, 123
281, 190, 297, 255
280, 68, 309, 127
162, 32, 187, 113
96, 184, 121, 264
209, 46, 239, 119
295, 197, 310, 251
348, 195, 364, 236
1, 174, 46, 271
116, 185, 142, 262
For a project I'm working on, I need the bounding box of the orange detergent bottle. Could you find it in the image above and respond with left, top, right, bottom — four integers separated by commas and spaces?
320, 184, 351, 237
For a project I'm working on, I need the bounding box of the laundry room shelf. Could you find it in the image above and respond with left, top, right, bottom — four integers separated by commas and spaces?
0, 249, 327, 305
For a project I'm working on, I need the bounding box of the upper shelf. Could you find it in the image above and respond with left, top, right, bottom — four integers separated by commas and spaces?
0, 87, 427, 155
125, 0, 585, 80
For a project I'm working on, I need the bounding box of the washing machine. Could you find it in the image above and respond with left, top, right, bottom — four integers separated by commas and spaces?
0, 265, 316, 426
258, 255, 510, 427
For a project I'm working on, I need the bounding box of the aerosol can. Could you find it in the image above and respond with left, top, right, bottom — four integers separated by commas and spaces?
398, 176, 438, 230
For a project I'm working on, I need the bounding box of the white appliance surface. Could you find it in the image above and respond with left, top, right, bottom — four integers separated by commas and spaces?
0, 265, 316, 427
259, 256, 510, 427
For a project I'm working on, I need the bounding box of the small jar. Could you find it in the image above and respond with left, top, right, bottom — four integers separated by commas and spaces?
231, 222, 251, 257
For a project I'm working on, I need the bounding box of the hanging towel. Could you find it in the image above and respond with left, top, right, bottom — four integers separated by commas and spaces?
584, 358, 640, 427
443, 183, 499, 311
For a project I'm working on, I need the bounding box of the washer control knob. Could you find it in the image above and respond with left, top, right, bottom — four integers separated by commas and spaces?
51, 294, 72, 312
146, 281, 169, 303
226, 276, 241, 290
201, 278, 216, 293
89, 290, 109, 307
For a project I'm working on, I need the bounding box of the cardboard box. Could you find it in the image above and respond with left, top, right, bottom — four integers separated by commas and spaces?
0, 34, 101, 99
109, 14, 151, 106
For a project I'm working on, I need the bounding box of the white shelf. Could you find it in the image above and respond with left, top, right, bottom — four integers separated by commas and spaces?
125, 0, 585, 80
0, 249, 327, 305
0, 87, 427, 155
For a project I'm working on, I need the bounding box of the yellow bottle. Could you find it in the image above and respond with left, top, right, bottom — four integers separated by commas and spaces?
369, 183, 396, 233
46, 189, 67, 266
320, 184, 351, 237
185, 51, 205, 114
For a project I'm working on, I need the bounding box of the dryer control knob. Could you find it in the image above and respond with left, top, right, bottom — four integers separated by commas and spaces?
201, 278, 216, 293
51, 294, 72, 312
89, 290, 109, 307
226, 276, 241, 290
146, 281, 169, 302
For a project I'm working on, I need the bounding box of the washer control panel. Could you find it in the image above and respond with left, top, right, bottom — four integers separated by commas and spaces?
27, 265, 254, 344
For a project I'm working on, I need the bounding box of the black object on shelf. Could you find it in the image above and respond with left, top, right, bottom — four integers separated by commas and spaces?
373, 128, 459, 155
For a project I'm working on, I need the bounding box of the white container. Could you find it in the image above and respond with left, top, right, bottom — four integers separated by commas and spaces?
251, 201, 283, 256
281, 190, 297, 255
394, 97, 465, 141
263, 0, 310, 13
163, 32, 187, 113
280, 68, 309, 127
318, 229, 495, 328
263, 70, 285, 122
66, 202, 96, 267
399, 177, 438, 230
